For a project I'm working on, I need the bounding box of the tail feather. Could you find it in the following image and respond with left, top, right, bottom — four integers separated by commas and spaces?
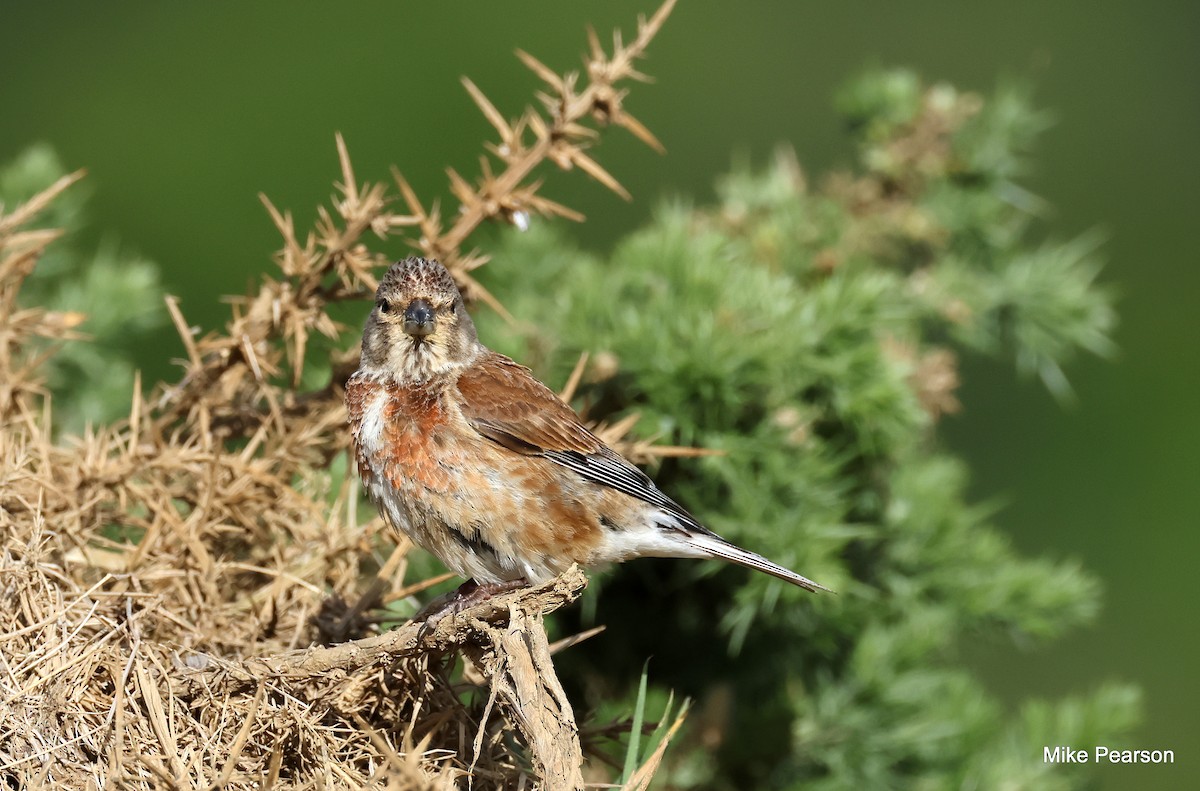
688, 532, 831, 593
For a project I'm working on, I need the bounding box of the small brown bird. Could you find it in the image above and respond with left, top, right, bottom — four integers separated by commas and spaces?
346, 257, 827, 606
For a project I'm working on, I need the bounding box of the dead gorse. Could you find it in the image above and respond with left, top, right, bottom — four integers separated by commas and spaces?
0, 3, 684, 788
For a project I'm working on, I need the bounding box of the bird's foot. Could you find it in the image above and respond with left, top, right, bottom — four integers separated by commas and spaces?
416, 577, 530, 634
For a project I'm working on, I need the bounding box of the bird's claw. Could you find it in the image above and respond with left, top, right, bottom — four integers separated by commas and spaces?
413, 578, 531, 641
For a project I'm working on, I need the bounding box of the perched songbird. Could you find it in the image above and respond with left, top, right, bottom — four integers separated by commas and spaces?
346, 257, 828, 607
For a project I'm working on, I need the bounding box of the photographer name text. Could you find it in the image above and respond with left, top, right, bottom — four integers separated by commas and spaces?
1044, 746, 1174, 764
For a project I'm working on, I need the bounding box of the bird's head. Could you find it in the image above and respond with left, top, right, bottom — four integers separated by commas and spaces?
359, 257, 480, 383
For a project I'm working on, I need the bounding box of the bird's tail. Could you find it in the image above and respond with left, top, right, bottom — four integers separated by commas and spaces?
688, 532, 831, 593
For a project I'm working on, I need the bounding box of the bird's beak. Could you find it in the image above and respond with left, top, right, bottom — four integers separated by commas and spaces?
402, 298, 436, 337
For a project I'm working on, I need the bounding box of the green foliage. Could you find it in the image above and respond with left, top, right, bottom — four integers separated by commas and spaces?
475, 69, 1133, 788
622, 663, 652, 783
2, 144, 165, 432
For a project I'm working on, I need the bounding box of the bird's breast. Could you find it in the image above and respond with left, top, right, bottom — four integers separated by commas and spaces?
346, 376, 457, 492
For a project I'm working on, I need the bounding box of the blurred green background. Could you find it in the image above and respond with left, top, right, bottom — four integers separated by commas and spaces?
3, 1, 1195, 787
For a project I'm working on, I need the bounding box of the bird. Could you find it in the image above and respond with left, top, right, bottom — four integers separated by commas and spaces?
345, 256, 828, 610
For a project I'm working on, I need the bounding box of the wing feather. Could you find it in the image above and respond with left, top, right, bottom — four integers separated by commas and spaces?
455, 352, 602, 454
455, 352, 709, 532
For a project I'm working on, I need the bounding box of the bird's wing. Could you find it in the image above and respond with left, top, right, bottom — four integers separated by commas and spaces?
455, 351, 830, 592
454, 351, 604, 455
455, 351, 705, 527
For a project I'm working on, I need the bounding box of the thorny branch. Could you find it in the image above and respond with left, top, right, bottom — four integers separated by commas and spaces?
151, 0, 678, 464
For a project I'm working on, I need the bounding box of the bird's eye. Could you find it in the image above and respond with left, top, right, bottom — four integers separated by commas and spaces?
377, 298, 391, 314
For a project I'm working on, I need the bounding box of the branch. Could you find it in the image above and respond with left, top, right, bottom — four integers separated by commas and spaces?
467, 605, 586, 790
172, 565, 587, 685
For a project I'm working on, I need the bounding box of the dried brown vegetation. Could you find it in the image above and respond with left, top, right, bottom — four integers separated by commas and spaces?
0, 2, 686, 788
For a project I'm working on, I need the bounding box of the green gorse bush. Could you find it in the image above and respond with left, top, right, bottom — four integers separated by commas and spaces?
473, 68, 1131, 789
